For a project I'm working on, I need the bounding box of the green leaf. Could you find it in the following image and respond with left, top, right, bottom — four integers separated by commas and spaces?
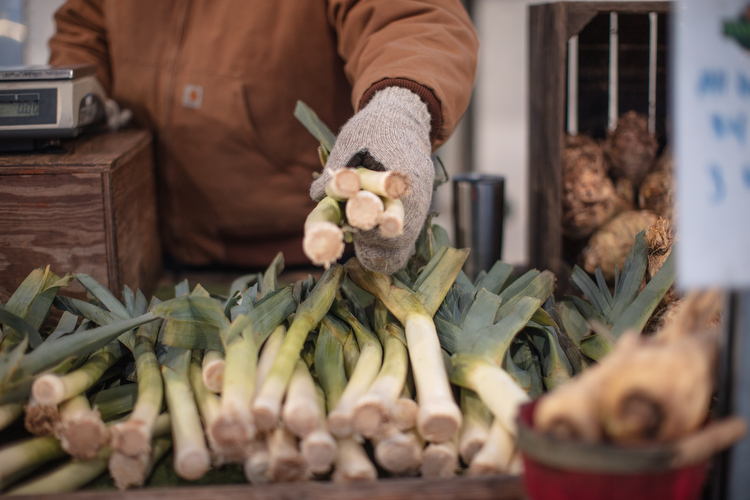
475, 261, 514, 295
469, 296, 541, 363
595, 268, 613, 306
569, 295, 608, 327
611, 250, 676, 337
494, 271, 554, 322
54, 296, 123, 327
570, 266, 612, 321
460, 288, 503, 343
556, 300, 591, 347
75, 274, 131, 319
579, 333, 615, 361
609, 231, 649, 323
46, 311, 79, 343
294, 101, 337, 154
0, 335, 28, 386
0, 308, 43, 349
16, 313, 157, 381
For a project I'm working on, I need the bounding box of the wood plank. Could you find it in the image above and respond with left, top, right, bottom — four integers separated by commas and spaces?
15, 475, 525, 500
0, 172, 108, 301
109, 140, 162, 297
528, 3, 567, 280
567, 2, 671, 38
0, 130, 151, 174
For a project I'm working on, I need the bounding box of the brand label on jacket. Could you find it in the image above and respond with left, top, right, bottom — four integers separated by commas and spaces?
182, 84, 203, 109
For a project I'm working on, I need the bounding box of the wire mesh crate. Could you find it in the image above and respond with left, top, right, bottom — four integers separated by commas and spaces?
528, 1, 672, 290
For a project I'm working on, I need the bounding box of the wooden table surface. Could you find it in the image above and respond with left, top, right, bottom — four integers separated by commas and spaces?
18, 475, 526, 500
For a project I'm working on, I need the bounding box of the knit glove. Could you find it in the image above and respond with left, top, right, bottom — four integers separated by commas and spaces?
310, 86, 435, 274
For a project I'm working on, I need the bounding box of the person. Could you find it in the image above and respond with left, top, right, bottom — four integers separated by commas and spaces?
49, 0, 479, 273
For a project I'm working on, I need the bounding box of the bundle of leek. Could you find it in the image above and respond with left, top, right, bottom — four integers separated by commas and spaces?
296, 101, 411, 268
433, 260, 573, 473
345, 245, 469, 444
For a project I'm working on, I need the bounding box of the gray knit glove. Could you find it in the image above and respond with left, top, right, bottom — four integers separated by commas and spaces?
310, 86, 435, 274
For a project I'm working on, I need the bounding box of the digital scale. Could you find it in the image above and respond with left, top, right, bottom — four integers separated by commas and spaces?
0, 64, 107, 151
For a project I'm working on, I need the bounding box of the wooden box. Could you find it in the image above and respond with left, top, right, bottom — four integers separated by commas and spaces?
0, 129, 161, 301
528, 1, 671, 290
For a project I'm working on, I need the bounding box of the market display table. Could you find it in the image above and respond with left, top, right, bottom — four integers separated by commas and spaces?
20, 474, 526, 500
0, 129, 161, 301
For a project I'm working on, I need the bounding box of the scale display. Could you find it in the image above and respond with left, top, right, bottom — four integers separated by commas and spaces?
0, 96, 39, 118
0, 88, 57, 127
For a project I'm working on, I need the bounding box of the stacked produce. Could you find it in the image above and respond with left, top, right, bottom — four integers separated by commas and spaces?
563, 111, 676, 282
0, 103, 728, 494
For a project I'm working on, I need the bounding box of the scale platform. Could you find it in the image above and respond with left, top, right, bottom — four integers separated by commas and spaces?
0, 64, 107, 151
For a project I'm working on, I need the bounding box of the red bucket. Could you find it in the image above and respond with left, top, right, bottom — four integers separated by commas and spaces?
516, 400, 708, 500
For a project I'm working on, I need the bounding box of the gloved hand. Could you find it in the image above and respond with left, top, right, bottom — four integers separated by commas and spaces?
310, 86, 435, 274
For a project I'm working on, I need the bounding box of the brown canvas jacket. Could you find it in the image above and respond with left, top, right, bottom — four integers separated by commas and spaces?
49, 0, 479, 268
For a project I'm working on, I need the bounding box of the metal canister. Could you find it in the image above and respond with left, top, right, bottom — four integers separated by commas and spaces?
452, 174, 505, 281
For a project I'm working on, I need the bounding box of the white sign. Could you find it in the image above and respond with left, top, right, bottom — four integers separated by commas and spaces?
674, 0, 750, 289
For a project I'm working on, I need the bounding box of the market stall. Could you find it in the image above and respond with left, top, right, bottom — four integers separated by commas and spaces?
1, 0, 748, 498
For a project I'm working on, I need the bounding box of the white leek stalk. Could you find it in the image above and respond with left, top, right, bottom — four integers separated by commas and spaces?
201, 349, 225, 394
253, 266, 345, 432
162, 349, 210, 481
332, 437, 377, 482
282, 360, 321, 438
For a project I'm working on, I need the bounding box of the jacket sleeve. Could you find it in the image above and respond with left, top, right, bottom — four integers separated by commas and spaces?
48, 0, 112, 96
327, 0, 479, 149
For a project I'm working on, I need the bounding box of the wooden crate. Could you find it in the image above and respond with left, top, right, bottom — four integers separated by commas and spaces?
0, 129, 161, 301
528, 1, 671, 289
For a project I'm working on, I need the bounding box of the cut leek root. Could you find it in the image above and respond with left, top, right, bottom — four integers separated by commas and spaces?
421, 439, 459, 478
110, 316, 163, 459
11, 416, 171, 495
332, 437, 377, 482
345, 190, 384, 231
379, 198, 405, 238
201, 350, 225, 394
325, 168, 361, 200
458, 389, 491, 465
23, 397, 59, 437
356, 168, 410, 200
267, 427, 308, 482
467, 419, 516, 476
253, 266, 345, 432
300, 385, 337, 475
107, 413, 172, 491
373, 428, 423, 474
55, 394, 109, 460
31, 340, 122, 406
243, 440, 271, 485
303, 197, 345, 268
